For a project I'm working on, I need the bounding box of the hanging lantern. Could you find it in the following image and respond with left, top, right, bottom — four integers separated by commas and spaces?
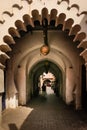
40, 45, 50, 55
40, 18, 50, 55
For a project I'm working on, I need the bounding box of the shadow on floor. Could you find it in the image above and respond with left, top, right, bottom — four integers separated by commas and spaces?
8, 94, 87, 130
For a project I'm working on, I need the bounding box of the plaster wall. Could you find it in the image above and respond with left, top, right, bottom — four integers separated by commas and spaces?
0, 69, 4, 93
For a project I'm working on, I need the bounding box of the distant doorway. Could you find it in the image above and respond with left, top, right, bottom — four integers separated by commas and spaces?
29, 60, 63, 100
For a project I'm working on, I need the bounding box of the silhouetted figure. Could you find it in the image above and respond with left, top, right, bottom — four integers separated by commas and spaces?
42, 83, 46, 92
42, 83, 46, 98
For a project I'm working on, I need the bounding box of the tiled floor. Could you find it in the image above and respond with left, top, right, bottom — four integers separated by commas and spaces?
1, 87, 87, 130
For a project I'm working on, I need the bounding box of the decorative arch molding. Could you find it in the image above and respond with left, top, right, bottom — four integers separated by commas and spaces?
2, 9, 85, 45
0, 7, 87, 67
2, 7, 87, 47
3, 8, 86, 47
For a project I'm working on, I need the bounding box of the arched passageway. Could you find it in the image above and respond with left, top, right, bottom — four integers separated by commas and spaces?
0, 5, 86, 112
4, 29, 85, 110
0, 1, 87, 129
29, 60, 63, 98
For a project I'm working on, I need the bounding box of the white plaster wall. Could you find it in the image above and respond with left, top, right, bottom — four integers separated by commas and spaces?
0, 69, 4, 93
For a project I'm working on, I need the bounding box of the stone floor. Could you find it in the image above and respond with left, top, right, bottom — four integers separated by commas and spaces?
1, 87, 87, 130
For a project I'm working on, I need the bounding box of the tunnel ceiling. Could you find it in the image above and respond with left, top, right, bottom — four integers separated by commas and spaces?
29, 60, 62, 80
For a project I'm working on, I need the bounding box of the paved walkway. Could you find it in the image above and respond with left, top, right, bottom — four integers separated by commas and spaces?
1, 87, 87, 130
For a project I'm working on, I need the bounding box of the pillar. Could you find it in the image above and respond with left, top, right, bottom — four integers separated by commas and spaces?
6, 59, 18, 109
66, 67, 75, 104
75, 64, 82, 110
80, 51, 87, 109
0, 94, 5, 130
75, 76, 82, 110
16, 65, 26, 105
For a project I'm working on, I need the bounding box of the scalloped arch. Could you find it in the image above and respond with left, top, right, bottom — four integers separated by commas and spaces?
42, 8, 49, 20
3, 35, 15, 45
23, 14, 34, 27
8, 27, 20, 38
15, 20, 27, 31
63, 18, 74, 31
0, 0, 87, 25
50, 9, 58, 19
2, 8, 87, 62
32, 9, 41, 26
69, 24, 81, 36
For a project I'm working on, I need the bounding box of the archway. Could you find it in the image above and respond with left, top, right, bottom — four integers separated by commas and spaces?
28, 60, 63, 100
0, 1, 87, 129
4, 29, 83, 110
1, 7, 85, 110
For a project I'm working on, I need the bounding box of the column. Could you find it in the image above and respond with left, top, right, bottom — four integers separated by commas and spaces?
75, 76, 82, 110
0, 65, 4, 128
65, 67, 75, 104
75, 64, 82, 110
6, 59, 18, 109
16, 65, 26, 105
80, 50, 87, 92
